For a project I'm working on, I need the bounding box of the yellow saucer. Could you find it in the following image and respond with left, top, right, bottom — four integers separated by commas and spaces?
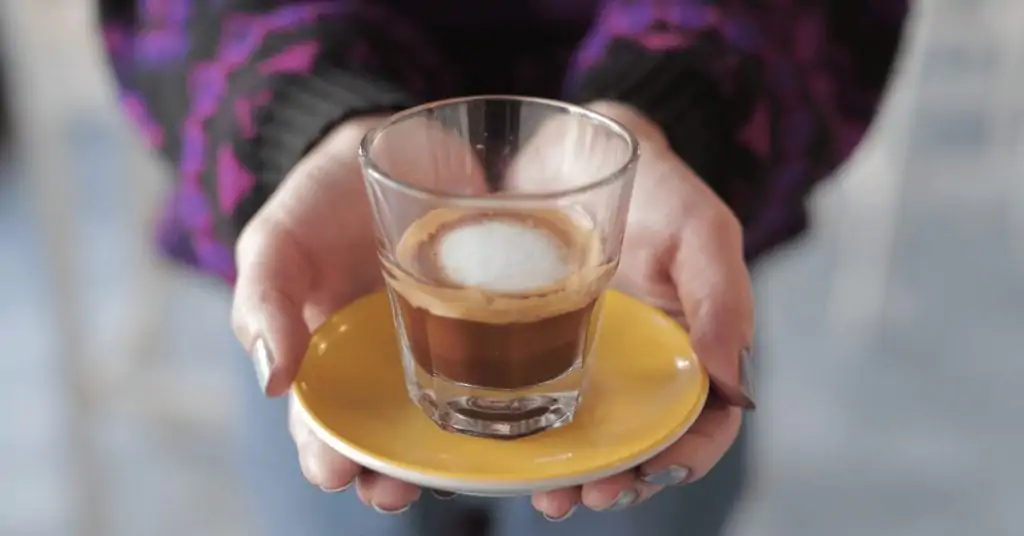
293, 290, 708, 496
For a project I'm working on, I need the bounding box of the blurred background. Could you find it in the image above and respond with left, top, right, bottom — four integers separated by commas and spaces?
2, 1, 1023, 535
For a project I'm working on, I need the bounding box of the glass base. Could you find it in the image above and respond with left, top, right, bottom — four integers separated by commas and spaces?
405, 360, 584, 439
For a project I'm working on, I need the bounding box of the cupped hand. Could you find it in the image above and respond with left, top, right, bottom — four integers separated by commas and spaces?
231, 99, 753, 517
508, 101, 755, 520
230, 113, 487, 512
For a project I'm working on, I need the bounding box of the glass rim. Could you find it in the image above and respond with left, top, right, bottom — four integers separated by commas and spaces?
358, 95, 640, 203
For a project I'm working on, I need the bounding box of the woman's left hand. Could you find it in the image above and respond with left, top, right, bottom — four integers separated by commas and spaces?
510, 101, 756, 520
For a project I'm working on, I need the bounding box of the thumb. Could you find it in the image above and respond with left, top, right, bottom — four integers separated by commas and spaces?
230, 116, 382, 398
671, 208, 756, 409
232, 226, 313, 397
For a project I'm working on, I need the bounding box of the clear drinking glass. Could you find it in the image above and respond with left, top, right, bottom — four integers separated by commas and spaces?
359, 96, 639, 439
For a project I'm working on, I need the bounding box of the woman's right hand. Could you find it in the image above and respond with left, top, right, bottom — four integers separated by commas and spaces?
230, 113, 486, 512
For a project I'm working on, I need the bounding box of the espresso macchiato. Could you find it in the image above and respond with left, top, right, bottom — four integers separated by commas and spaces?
382, 207, 614, 391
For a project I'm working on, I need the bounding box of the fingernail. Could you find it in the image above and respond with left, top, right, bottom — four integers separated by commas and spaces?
712, 347, 756, 410
372, 503, 411, 515
738, 347, 756, 410
602, 489, 638, 511
641, 465, 691, 486
252, 338, 274, 394
430, 489, 457, 500
320, 482, 352, 493
543, 502, 578, 522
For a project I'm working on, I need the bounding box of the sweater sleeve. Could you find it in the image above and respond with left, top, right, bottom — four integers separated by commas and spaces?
99, 0, 462, 282
564, 0, 908, 259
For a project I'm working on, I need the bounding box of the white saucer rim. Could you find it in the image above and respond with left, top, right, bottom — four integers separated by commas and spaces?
292, 382, 708, 496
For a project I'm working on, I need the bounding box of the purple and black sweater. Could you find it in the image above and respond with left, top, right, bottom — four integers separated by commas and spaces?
100, 0, 908, 283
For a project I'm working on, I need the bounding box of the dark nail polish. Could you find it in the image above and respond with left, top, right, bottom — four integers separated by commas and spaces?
737, 348, 761, 411
543, 503, 578, 522
252, 338, 274, 394
430, 489, 457, 500
738, 347, 756, 409
712, 348, 757, 410
641, 465, 691, 486
372, 503, 411, 515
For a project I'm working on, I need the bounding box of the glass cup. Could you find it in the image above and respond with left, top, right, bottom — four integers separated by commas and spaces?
359, 96, 639, 439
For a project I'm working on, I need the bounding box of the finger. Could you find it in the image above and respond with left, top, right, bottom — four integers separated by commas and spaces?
354, 472, 374, 507
579, 470, 641, 512
639, 395, 743, 485
356, 471, 422, 514
634, 481, 663, 506
232, 225, 313, 397
289, 398, 361, 491
671, 206, 755, 408
531, 486, 581, 521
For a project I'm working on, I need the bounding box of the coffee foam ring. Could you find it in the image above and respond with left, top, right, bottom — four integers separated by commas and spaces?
390, 207, 611, 324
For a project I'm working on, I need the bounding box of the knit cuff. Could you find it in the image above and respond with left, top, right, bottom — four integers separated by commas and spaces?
569, 39, 733, 188
231, 69, 417, 236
